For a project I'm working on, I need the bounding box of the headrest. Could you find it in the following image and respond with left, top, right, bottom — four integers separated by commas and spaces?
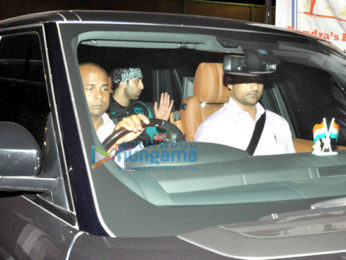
193, 63, 230, 103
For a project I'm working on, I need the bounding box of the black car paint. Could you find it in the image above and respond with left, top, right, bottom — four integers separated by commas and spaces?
0, 10, 345, 260
44, 22, 108, 236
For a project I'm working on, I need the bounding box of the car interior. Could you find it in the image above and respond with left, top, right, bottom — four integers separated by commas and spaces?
77, 35, 346, 154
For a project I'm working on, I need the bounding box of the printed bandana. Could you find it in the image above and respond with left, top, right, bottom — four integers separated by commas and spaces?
114, 68, 143, 84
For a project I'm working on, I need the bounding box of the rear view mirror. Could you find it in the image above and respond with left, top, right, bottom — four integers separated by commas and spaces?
223, 49, 280, 77
0, 122, 41, 176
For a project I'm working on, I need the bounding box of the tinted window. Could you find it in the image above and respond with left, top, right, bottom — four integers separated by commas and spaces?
273, 46, 346, 145
0, 33, 49, 147
78, 45, 224, 106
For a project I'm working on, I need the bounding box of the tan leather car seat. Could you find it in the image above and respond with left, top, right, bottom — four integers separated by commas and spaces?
180, 63, 231, 141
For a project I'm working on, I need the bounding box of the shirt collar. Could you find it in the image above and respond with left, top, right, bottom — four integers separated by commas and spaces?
101, 113, 112, 125
226, 96, 265, 121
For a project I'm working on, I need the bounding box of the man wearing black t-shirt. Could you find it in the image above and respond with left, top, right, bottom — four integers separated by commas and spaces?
108, 68, 173, 144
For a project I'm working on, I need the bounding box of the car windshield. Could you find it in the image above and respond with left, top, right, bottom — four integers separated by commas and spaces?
60, 22, 346, 236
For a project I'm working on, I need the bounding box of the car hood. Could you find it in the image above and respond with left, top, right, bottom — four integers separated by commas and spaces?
179, 207, 346, 259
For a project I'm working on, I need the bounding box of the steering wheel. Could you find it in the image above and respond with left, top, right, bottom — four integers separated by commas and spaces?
102, 118, 186, 151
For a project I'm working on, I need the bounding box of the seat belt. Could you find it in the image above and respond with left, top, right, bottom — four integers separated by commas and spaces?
246, 112, 266, 155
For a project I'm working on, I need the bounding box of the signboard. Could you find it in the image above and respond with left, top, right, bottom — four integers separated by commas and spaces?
275, 0, 346, 51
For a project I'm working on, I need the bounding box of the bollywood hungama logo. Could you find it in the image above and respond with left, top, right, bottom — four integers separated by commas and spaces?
91, 141, 198, 170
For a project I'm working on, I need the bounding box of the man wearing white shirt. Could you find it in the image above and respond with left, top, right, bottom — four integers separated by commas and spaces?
80, 63, 148, 167
195, 59, 295, 155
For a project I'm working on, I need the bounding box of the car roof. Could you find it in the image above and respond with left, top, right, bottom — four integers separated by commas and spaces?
0, 10, 307, 39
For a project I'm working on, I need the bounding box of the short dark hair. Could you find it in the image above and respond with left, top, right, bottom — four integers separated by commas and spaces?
111, 68, 126, 91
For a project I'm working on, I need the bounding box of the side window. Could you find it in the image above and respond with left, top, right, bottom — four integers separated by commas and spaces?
275, 61, 346, 146
0, 33, 70, 209
0, 33, 50, 147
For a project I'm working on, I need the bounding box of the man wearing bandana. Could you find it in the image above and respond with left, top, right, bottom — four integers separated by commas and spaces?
108, 68, 174, 145
80, 63, 148, 168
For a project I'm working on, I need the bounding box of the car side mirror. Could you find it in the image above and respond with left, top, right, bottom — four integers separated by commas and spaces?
0, 122, 41, 176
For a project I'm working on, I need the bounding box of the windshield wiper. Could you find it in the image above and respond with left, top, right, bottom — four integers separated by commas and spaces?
311, 197, 346, 209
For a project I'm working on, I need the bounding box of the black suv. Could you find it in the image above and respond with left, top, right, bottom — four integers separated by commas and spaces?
0, 10, 346, 259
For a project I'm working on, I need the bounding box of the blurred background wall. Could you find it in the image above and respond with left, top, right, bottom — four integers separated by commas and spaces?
0, 0, 275, 24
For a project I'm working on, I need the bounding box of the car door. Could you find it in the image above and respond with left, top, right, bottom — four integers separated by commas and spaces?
0, 26, 79, 259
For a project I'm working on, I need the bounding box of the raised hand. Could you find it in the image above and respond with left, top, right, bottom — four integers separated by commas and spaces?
154, 92, 174, 121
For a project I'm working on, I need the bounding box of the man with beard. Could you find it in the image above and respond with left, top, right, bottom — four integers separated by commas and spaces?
108, 68, 173, 144
195, 76, 295, 156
